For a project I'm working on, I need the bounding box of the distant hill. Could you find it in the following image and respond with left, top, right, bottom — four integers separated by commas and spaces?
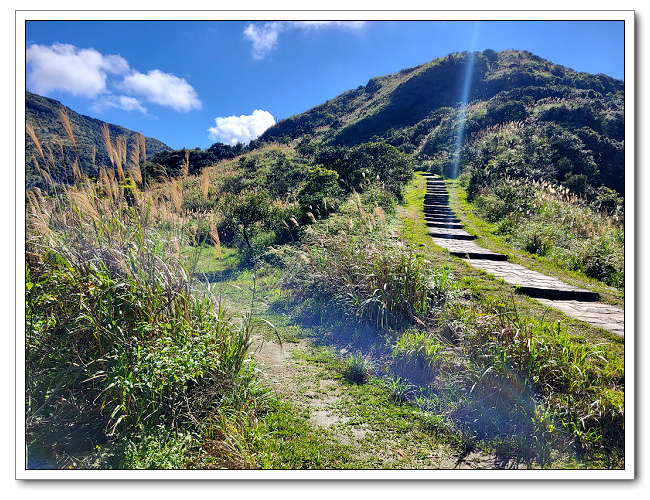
25, 91, 172, 188
257, 49, 624, 195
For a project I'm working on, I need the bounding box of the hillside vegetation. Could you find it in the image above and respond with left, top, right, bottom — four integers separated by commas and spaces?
24, 49, 625, 470
26, 91, 172, 189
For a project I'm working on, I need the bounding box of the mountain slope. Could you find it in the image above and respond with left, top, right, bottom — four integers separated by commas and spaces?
25, 91, 172, 188
257, 49, 624, 195
260, 50, 623, 147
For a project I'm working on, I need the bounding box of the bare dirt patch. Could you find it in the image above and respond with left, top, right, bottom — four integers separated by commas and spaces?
248, 333, 498, 470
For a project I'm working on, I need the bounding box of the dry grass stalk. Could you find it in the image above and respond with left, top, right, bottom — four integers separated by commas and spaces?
71, 158, 82, 181
169, 180, 183, 213
108, 170, 119, 201
116, 136, 127, 166
58, 107, 77, 152
183, 150, 190, 178
44, 146, 55, 176
201, 167, 210, 201
26, 189, 40, 214
209, 221, 222, 260
129, 141, 142, 185
114, 136, 127, 182
128, 165, 143, 186
375, 205, 387, 239
137, 132, 146, 164
26, 122, 44, 159
101, 123, 115, 167
32, 156, 54, 188
98, 166, 113, 200
67, 186, 99, 222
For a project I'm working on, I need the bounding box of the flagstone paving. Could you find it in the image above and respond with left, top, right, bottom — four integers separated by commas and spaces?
422, 174, 625, 336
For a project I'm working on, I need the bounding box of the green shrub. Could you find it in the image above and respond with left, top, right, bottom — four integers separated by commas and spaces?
296, 165, 342, 219
304, 196, 456, 330
26, 185, 265, 468
342, 354, 371, 384
391, 330, 443, 384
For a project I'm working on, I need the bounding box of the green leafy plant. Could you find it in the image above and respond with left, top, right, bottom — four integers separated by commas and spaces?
342, 354, 371, 384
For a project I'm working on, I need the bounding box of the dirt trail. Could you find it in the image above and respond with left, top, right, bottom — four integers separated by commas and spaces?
249, 333, 496, 469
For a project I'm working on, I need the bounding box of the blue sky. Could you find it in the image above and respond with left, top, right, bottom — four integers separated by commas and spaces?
24, 17, 626, 151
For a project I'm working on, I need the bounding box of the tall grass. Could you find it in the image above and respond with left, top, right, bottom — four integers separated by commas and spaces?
471, 177, 624, 289
303, 196, 456, 330
395, 293, 626, 468
25, 123, 267, 469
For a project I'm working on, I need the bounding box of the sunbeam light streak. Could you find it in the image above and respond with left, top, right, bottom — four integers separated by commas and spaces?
451, 23, 480, 179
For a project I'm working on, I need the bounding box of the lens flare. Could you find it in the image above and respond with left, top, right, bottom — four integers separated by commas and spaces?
451, 52, 476, 179
451, 22, 480, 179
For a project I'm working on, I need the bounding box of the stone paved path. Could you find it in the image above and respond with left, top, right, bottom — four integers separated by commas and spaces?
422, 174, 625, 336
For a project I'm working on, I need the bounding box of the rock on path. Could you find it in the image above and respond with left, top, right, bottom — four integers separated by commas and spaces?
422, 174, 625, 336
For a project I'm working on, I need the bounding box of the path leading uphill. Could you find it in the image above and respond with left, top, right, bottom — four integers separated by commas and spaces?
422, 175, 625, 337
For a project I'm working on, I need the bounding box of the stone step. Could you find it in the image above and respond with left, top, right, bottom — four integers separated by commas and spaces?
516, 286, 600, 301
468, 259, 601, 301
424, 216, 462, 223
424, 209, 457, 216
426, 221, 465, 229
423, 205, 453, 210
428, 232, 477, 241
419, 174, 621, 335
423, 204, 452, 209
428, 237, 508, 260
423, 202, 452, 208
534, 299, 624, 336
449, 250, 508, 261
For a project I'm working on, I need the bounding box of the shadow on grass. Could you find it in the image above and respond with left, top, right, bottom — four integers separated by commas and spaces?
268, 291, 394, 365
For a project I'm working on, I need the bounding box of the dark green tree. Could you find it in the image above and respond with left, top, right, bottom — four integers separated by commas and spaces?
296, 166, 342, 218
219, 190, 271, 249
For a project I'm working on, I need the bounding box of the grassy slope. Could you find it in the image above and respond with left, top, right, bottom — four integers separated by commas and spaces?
188, 172, 623, 469
192, 249, 490, 470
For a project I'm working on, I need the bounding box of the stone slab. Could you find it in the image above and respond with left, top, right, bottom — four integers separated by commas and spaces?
535, 299, 625, 336
427, 226, 476, 240
468, 259, 600, 301
429, 237, 508, 260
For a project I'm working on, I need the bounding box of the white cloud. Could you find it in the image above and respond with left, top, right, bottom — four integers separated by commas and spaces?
26, 43, 129, 98
26, 43, 201, 114
91, 95, 147, 114
243, 22, 285, 60
243, 21, 368, 59
294, 21, 367, 30
208, 109, 276, 145
121, 69, 202, 112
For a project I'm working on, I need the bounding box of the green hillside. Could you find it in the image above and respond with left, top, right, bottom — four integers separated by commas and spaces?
258, 49, 624, 195
25, 91, 172, 189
